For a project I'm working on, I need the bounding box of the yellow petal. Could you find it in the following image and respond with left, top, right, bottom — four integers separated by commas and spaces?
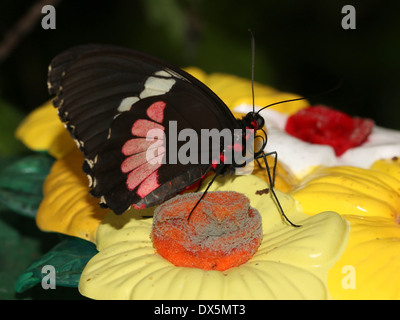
80, 241, 328, 300
79, 175, 349, 300
184, 67, 308, 115
292, 163, 400, 299
36, 149, 108, 242
15, 101, 76, 159
328, 215, 400, 299
252, 157, 299, 193
291, 166, 400, 219
370, 157, 400, 188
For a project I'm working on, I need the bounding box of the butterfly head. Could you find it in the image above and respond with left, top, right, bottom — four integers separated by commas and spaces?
243, 112, 265, 131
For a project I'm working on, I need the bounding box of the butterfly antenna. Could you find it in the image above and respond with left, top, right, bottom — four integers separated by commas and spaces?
256, 79, 343, 114
257, 96, 308, 114
248, 29, 256, 113
187, 165, 226, 221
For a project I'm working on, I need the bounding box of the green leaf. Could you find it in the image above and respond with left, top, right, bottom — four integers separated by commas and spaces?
0, 210, 59, 299
14, 236, 98, 293
0, 154, 54, 218
0, 190, 43, 218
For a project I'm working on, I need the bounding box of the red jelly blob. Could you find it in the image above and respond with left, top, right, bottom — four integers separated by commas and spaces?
285, 105, 374, 156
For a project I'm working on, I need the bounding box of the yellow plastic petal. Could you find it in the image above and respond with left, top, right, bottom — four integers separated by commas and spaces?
291, 162, 400, 299
79, 175, 349, 300
328, 215, 400, 299
185, 67, 308, 115
252, 157, 299, 193
370, 157, 400, 187
15, 101, 76, 159
291, 166, 400, 219
79, 242, 328, 300
36, 149, 108, 242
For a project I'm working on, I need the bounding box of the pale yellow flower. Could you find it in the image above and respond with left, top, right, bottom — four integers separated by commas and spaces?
79, 175, 348, 300
18, 67, 400, 299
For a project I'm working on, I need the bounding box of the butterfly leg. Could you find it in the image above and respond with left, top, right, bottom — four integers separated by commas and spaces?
262, 150, 278, 187
257, 151, 301, 228
255, 157, 263, 169
187, 164, 226, 221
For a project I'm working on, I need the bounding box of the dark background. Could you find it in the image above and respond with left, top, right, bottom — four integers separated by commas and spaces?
1, 0, 400, 131
0, 0, 400, 300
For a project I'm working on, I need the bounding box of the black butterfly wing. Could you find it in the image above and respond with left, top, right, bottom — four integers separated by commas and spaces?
48, 44, 241, 214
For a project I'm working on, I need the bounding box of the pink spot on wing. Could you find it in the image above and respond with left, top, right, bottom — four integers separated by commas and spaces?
137, 171, 160, 198
122, 137, 164, 156
126, 153, 164, 191
131, 119, 164, 138
121, 152, 148, 174
146, 145, 166, 165
122, 146, 165, 173
146, 101, 166, 123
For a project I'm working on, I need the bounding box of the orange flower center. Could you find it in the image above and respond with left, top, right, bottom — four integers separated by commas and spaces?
151, 191, 262, 271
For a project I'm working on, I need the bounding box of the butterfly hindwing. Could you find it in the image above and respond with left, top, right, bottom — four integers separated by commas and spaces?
48, 45, 241, 214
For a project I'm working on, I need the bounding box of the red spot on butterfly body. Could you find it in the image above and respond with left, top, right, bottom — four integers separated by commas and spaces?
211, 159, 218, 170
251, 120, 259, 130
228, 143, 244, 152
133, 203, 146, 209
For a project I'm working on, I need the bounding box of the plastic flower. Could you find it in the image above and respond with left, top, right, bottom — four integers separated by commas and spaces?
35, 149, 108, 243
79, 175, 348, 300
16, 66, 400, 300
291, 159, 400, 299
14, 67, 351, 300
234, 99, 400, 299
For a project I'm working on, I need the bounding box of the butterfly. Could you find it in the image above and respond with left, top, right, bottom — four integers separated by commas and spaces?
47, 44, 301, 226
